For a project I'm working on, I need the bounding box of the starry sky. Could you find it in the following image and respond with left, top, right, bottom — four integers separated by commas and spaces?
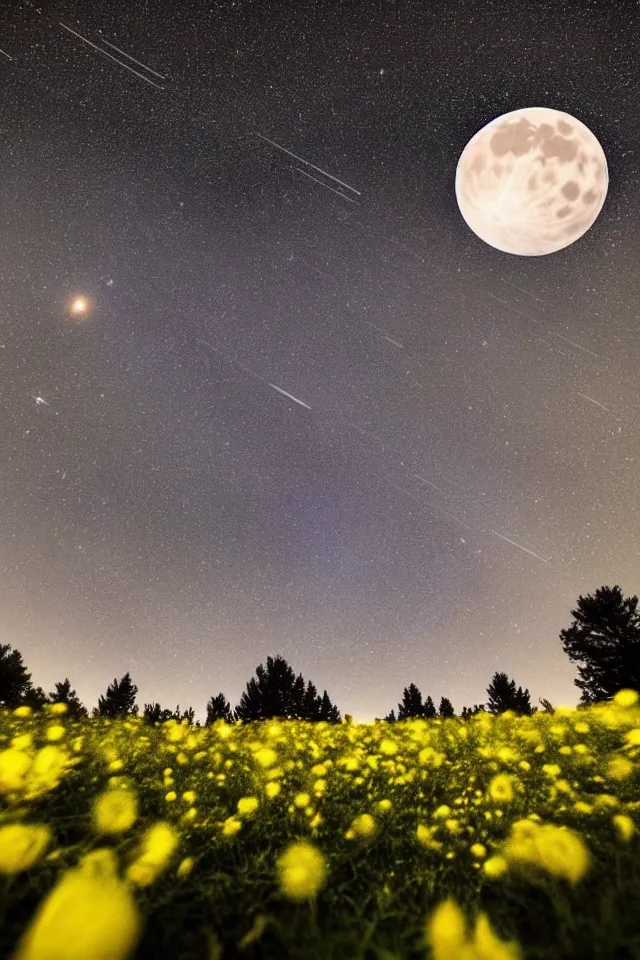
2, 0, 639, 722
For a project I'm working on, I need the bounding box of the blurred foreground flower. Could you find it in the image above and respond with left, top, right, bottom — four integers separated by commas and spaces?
276, 841, 327, 901
13, 849, 140, 960
425, 897, 522, 960
0, 824, 51, 875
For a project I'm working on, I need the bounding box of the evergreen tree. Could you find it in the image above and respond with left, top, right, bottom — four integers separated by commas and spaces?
383, 708, 397, 723
290, 673, 306, 719
22, 686, 48, 710
94, 672, 139, 718
438, 696, 455, 718
460, 704, 485, 720
49, 679, 88, 719
396, 683, 424, 720
559, 585, 640, 705
302, 680, 322, 720
234, 655, 340, 723
422, 695, 437, 719
143, 702, 167, 723
486, 672, 534, 715
205, 693, 236, 725
538, 697, 555, 714
0, 644, 33, 708
318, 689, 341, 723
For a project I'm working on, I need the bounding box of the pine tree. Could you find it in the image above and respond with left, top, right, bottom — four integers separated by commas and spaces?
538, 697, 554, 714
143, 702, 167, 723
460, 704, 485, 720
486, 672, 533, 715
0, 644, 33, 708
318, 689, 341, 723
396, 683, 424, 720
290, 673, 306, 719
234, 655, 339, 723
22, 686, 48, 710
423, 695, 437, 719
438, 696, 455, 718
205, 693, 236, 725
302, 680, 322, 720
383, 708, 397, 723
559, 585, 640, 705
94, 672, 139, 718
49, 679, 88, 719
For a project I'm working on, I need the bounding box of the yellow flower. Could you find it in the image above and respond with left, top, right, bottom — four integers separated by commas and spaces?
176, 857, 195, 878
237, 796, 259, 817
505, 822, 590, 885
46, 726, 65, 742
349, 814, 377, 838
488, 774, 514, 804
624, 729, 640, 748
14, 706, 32, 718
612, 814, 636, 842
379, 738, 398, 756
0, 748, 32, 792
607, 756, 633, 781
483, 855, 508, 879
12, 734, 33, 751
265, 781, 281, 799
14, 855, 140, 960
294, 792, 310, 809
276, 841, 327, 901
222, 816, 242, 837
470, 843, 487, 859
0, 823, 51, 874
182, 790, 196, 804
165, 791, 177, 802
48, 703, 68, 715
424, 898, 469, 960
377, 799, 392, 812
126, 822, 178, 887
613, 689, 639, 708
93, 790, 138, 835
473, 911, 522, 960
254, 747, 277, 768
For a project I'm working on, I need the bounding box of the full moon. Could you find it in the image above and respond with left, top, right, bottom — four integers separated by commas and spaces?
455, 107, 608, 256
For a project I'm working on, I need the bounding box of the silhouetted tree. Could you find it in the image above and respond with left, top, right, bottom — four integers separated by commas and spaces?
423, 695, 437, 719
0, 644, 33, 708
486, 672, 534, 716
538, 697, 555, 714
438, 696, 455, 718
143, 702, 167, 723
318, 689, 341, 723
382, 708, 397, 723
143, 702, 194, 724
559, 585, 640, 705
94, 672, 139, 718
205, 693, 236, 725
49, 679, 88, 719
460, 704, 485, 720
302, 680, 322, 720
22, 686, 48, 710
396, 683, 424, 720
234, 655, 333, 722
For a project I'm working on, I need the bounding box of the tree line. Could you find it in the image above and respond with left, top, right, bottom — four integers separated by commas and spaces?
1, 584, 638, 723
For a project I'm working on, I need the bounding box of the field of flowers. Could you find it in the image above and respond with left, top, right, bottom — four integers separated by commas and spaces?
0, 692, 639, 960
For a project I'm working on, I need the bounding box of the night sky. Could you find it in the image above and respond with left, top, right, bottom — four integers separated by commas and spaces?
2, 0, 639, 722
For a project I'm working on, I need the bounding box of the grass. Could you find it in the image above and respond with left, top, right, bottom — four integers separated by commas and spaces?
0, 692, 639, 959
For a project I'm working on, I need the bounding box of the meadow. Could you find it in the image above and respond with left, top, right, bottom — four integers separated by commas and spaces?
0, 692, 639, 960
